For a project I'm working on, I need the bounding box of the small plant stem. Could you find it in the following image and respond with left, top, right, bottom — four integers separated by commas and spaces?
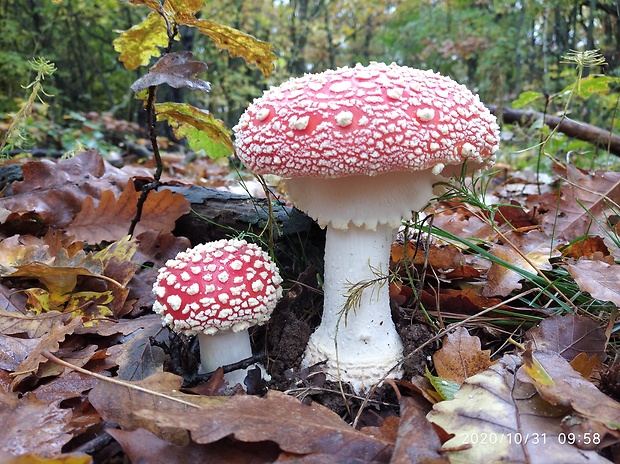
128, 84, 163, 237
255, 174, 278, 253
128, 6, 179, 237
40, 350, 201, 408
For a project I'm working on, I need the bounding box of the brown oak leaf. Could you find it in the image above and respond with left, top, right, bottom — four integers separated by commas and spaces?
66, 183, 190, 244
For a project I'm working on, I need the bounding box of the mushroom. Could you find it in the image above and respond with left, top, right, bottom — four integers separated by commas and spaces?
233, 62, 499, 392
152, 238, 283, 388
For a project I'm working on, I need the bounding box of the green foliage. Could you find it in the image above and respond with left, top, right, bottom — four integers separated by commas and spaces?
1, 57, 56, 156
425, 366, 459, 401
114, 0, 276, 159
506, 50, 620, 172
2, 0, 620, 168
511, 91, 545, 110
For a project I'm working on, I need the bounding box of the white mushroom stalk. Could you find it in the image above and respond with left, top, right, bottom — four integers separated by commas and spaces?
233, 62, 500, 392
303, 223, 403, 393
198, 330, 253, 386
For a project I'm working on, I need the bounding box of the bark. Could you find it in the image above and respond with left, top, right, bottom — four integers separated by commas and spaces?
488, 104, 620, 156
167, 185, 325, 277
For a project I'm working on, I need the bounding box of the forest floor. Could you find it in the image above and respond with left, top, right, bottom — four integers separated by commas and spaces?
0, 112, 620, 463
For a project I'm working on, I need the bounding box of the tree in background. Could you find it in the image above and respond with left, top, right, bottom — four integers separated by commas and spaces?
2, 0, 620, 143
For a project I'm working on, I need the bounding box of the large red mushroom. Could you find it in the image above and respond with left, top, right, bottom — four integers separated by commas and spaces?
152, 239, 283, 388
233, 62, 499, 392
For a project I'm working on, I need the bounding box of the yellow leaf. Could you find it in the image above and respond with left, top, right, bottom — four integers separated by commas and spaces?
24, 288, 53, 313
155, 102, 233, 154
163, 0, 205, 16
522, 348, 556, 387
95, 235, 138, 287
113, 12, 169, 70
67, 291, 115, 322
1, 454, 92, 464
178, 16, 276, 77
124, 0, 162, 9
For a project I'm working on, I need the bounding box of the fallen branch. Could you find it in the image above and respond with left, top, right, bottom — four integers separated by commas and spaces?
487, 104, 620, 156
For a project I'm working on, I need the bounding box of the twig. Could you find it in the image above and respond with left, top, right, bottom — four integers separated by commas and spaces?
40, 350, 201, 409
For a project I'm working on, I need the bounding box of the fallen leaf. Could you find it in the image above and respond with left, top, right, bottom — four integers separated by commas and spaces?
427, 354, 611, 463
525, 313, 607, 363
562, 236, 611, 259
0, 391, 74, 457
0, 455, 92, 464
33, 370, 98, 404
107, 428, 279, 464
420, 288, 504, 316
106, 316, 167, 381
391, 242, 464, 270
433, 327, 493, 385
536, 164, 620, 256
88, 371, 225, 446
397, 376, 443, 405
424, 368, 460, 401
76, 313, 163, 337
137, 390, 393, 461
522, 348, 556, 387
0, 308, 70, 338
0, 334, 41, 371
360, 416, 399, 445
568, 258, 620, 306
391, 396, 448, 464
429, 200, 494, 243
0, 151, 133, 231
10, 317, 84, 390
93, 235, 138, 317
483, 229, 558, 297
519, 350, 620, 448
495, 201, 537, 229
66, 183, 190, 244
569, 352, 603, 381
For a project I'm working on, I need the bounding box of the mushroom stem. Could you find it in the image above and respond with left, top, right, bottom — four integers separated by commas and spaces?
302, 223, 404, 392
198, 330, 253, 387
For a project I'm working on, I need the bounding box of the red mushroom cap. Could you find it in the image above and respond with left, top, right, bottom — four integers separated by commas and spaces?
152, 239, 283, 335
234, 62, 499, 178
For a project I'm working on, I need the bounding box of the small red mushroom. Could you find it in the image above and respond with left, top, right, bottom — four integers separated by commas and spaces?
152, 239, 283, 388
233, 62, 499, 392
